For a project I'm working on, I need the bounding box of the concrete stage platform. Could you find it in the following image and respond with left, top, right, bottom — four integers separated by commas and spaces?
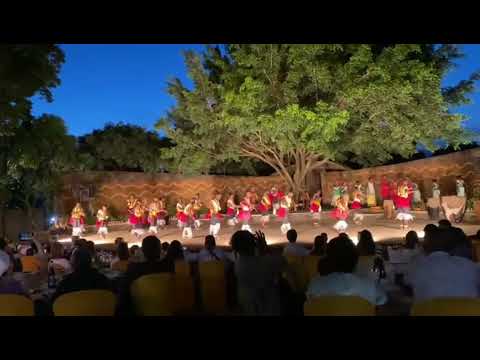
58, 210, 480, 250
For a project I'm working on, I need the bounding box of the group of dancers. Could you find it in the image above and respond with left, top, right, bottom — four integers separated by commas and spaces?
67, 175, 468, 239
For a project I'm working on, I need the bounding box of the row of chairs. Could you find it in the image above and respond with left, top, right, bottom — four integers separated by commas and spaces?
304, 296, 480, 316
283, 255, 321, 293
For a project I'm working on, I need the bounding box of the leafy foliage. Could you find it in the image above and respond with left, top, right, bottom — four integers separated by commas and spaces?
158, 44, 477, 194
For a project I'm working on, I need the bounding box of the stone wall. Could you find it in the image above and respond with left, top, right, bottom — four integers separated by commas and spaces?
321, 148, 480, 204
57, 172, 285, 217
0, 209, 44, 242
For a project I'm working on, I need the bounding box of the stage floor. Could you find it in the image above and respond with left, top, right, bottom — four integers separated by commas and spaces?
59, 211, 480, 250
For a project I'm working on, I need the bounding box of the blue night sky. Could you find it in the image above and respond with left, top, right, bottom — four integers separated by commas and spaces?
32, 44, 480, 137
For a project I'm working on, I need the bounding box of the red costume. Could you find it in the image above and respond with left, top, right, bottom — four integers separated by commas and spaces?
257, 194, 272, 214
330, 199, 349, 221
238, 198, 252, 222
380, 180, 391, 200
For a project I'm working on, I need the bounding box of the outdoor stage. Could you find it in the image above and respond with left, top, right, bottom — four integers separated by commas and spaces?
58, 210, 480, 250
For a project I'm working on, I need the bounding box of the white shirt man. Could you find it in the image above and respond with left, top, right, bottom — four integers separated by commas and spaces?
306, 272, 387, 305
283, 243, 310, 257
406, 251, 480, 302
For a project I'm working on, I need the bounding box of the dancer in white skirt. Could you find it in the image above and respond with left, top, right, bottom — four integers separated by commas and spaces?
207, 192, 223, 237
331, 197, 349, 233
69, 203, 86, 237
456, 176, 466, 198
395, 181, 414, 229
96, 205, 109, 239
226, 193, 239, 226
278, 192, 295, 234
182, 200, 196, 239
147, 198, 161, 234
309, 191, 322, 225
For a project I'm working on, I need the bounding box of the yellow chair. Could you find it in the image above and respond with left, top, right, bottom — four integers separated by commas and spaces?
53, 290, 116, 316
173, 274, 196, 314
175, 260, 191, 277
303, 256, 321, 284
130, 273, 174, 316
304, 296, 375, 316
198, 261, 226, 314
111, 260, 129, 273
0, 295, 35, 316
411, 297, 480, 316
283, 255, 308, 293
21, 256, 41, 273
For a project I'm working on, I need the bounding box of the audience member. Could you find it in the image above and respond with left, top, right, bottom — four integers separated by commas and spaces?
406, 228, 480, 302
196, 235, 229, 262
310, 233, 327, 257
129, 245, 143, 263
387, 231, 422, 285
49, 242, 72, 275
165, 240, 196, 263
355, 230, 378, 281
438, 219, 452, 229
232, 231, 286, 315
111, 241, 130, 271
283, 229, 309, 257
450, 227, 473, 260
161, 242, 169, 258
0, 239, 27, 296
52, 247, 112, 302
306, 236, 387, 306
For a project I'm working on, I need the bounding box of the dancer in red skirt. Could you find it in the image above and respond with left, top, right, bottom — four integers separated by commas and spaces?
147, 198, 161, 234
396, 180, 414, 229
278, 192, 295, 234
157, 196, 168, 228
310, 190, 322, 225
350, 186, 364, 225
257, 191, 272, 227
131, 202, 146, 238
226, 193, 239, 226
269, 187, 284, 217
238, 194, 254, 233
331, 197, 349, 233
176, 199, 187, 228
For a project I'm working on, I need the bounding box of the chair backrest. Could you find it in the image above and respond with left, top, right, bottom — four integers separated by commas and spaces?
304, 296, 375, 316
21, 256, 40, 273
411, 297, 480, 316
198, 261, 226, 314
303, 256, 320, 283
0, 294, 35, 316
53, 290, 116, 316
283, 255, 308, 293
111, 260, 129, 273
130, 273, 174, 316
175, 260, 190, 277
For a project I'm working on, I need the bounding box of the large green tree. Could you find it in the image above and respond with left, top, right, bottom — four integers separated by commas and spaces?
158, 44, 478, 195
0, 44, 65, 235
77, 123, 172, 173
7, 115, 76, 228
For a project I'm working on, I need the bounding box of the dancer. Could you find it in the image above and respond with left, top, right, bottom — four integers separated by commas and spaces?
412, 182, 423, 208
238, 194, 254, 233
127, 195, 139, 228
226, 193, 239, 226
96, 205, 109, 239
69, 203, 86, 237
176, 199, 187, 228
331, 180, 342, 207
432, 179, 441, 199
207, 192, 223, 237
395, 180, 414, 229
269, 187, 283, 217
158, 196, 168, 228
182, 199, 196, 239
456, 176, 466, 198
249, 187, 259, 211
331, 197, 349, 233
130, 202, 146, 238
278, 192, 295, 234
341, 182, 350, 206
257, 191, 272, 227
366, 177, 377, 207
309, 190, 322, 225
350, 187, 364, 225
192, 194, 202, 229
147, 198, 161, 234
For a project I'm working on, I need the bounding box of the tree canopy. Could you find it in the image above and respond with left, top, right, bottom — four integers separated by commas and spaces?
157, 44, 478, 194
77, 123, 172, 173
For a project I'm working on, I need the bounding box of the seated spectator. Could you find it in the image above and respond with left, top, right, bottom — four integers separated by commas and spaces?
438, 219, 452, 229
52, 247, 112, 302
124, 236, 174, 285
161, 242, 169, 258
0, 239, 27, 296
232, 231, 286, 315
196, 235, 229, 262
306, 236, 387, 306
165, 240, 196, 263
114, 237, 124, 246
450, 227, 473, 260
49, 242, 72, 275
85, 241, 100, 267
355, 230, 378, 281
111, 241, 130, 272
406, 228, 480, 302
388, 231, 422, 285
283, 229, 309, 257
310, 233, 328, 256
128, 245, 143, 263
